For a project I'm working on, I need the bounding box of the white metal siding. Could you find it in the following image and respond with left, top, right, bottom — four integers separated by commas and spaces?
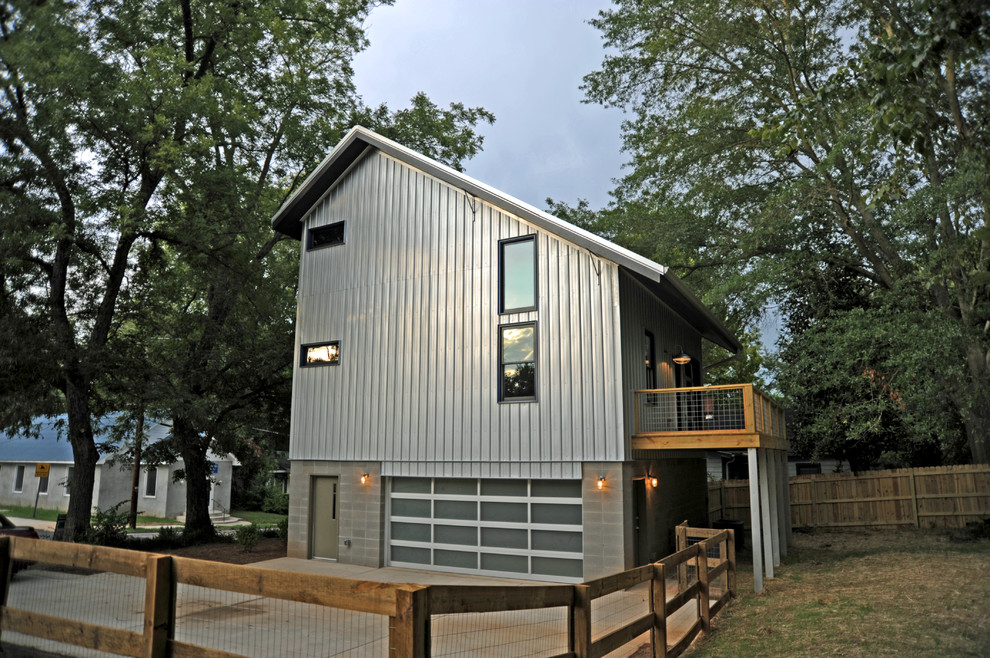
290, 151, 624, 477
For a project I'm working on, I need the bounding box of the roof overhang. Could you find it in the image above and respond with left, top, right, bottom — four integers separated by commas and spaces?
272, 126, 740, 353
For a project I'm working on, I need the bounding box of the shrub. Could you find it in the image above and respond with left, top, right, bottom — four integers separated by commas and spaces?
277, 518, 289, 541
235, 524, 260, 552
88, 501, 129, 547
156, 525, 182, 547
261, 486, 289, 515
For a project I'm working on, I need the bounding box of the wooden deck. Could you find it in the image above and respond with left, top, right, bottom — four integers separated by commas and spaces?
632, 383, 789, 451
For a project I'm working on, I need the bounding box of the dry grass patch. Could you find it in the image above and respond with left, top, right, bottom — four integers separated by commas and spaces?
686, 528, 990, 657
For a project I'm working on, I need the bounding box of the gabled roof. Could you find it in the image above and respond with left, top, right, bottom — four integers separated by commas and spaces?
0, 415, 171, 464
271, 126, 740, 353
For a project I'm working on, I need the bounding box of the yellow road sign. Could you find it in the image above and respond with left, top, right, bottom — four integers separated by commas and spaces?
35, 463, 50, 478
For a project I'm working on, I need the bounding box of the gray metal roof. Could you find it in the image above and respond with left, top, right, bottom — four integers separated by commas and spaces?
0, 415, 171, 464
271, 126, 740, 353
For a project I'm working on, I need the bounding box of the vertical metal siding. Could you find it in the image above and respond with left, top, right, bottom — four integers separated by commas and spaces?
617, 270, 704, 454
290, 151, 623, 477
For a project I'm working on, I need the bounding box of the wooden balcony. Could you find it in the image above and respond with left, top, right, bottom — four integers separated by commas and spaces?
632, 384, 789, 451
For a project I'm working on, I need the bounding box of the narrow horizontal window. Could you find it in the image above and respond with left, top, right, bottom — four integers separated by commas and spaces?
307, 221, 345, 250
499, 235, 536, 313
500, 323, 537, 402
301, 341, 340, 367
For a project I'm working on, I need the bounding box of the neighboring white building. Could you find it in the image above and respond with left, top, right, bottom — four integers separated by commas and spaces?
706, 451, 850, 481
272, 127, 771, 583
0, 416, 234, 520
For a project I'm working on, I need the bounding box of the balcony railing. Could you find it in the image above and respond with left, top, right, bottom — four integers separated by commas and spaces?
633, 384, 787, 448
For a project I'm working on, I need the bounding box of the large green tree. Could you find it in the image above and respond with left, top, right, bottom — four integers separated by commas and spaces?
582, 0, 989, 465
0, 0, 493, 541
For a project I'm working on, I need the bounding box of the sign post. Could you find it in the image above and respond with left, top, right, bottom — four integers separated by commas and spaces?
33, 463, 50, 519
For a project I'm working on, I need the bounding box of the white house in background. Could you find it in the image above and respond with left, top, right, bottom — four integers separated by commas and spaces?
272, 126, 789, 584
706, 451, 850, 481
0, 416, 234, 520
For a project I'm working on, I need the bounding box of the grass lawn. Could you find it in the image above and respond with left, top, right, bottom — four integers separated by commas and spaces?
1, 505, 181, 527
684, 527, 990, 656
232, 510, 287, 527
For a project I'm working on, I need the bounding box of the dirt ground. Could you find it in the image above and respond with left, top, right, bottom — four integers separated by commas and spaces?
158, 536, 288, 565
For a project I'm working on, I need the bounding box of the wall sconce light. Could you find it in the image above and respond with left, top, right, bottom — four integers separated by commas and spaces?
360, 473, 369, 485
650, 476, 659, 488
597, 476, 606, 489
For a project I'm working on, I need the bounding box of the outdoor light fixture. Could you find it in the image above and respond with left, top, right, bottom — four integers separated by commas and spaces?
650, 476, 659, 488
672, 352, 692, 365
360, 473, 369, 485
598, 476, 606, 489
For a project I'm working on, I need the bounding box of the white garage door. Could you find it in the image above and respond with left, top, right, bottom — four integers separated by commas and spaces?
388, 478, 584, 581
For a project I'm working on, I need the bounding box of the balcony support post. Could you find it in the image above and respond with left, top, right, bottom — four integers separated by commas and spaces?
747, 447, 764, 593
767, 449, 781, 569
758, 448, 775, 579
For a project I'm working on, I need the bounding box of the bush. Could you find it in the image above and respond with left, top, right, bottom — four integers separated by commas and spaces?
235, 524, 260, 552
261, 486, 289, 515
277, 518, 289, 541
155, 525, 182, 547
88, 502, 129, 547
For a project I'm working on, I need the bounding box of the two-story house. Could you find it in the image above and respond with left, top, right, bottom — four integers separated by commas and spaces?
272, 126, 788, 584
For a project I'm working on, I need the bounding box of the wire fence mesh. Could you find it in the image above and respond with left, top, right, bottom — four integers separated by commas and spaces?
430, 606, 569, 657
172, 583, 390, 657
637, 386, 747, 433
5, 562, 145, 657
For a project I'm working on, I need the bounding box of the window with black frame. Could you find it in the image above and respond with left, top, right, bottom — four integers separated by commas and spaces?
499, 235, 536, 313
499, 323, 536, 401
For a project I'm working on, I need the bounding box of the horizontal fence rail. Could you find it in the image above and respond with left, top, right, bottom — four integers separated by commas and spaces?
0, 528, 737, 658
710, 464, 990, 530
634, 384, 786, 442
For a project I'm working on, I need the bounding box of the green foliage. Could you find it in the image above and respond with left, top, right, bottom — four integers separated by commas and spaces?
155, 525, 183, 548
261, 486, 289, 515
235, 524, 260, 552
582, 0, 990, 463
88, 502, 130, 548
277, 518, 289, 541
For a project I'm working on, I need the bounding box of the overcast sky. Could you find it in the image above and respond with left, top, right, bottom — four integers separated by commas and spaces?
352, 0, 623, 211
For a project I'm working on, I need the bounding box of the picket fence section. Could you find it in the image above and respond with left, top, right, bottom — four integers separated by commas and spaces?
709, 464, 990, 529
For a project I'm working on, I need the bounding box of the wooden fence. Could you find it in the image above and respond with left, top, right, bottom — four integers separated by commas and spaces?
0, 529, 736, 658
709, 464, 990, 530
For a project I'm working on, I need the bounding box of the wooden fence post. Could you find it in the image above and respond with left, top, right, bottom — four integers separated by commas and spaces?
390, 586, 428, 658
909, 471, 921, 528
572, 584, 591, 658
143, 554, 174, 658
653, 563, 667, 658
698, 542, 710, 634
0, 537, 10, 646
726, 530, 737, 598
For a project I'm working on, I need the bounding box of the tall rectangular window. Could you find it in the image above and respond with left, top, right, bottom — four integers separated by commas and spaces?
500, 323, 537, 401
301, 341, 340, 367
145, 467, 158, 497
64, 467, 73, 496
38, 474, 49, 494
499, 235, 536, 313
13, 465, 24, 493
644, 330, 657, 389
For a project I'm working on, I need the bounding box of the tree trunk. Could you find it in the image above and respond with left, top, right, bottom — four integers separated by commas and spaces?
965, 340, 990, 464
63, 376, 97, 542
175, 417, 215, 541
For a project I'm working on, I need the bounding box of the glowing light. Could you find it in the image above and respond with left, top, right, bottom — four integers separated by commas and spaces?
360, 473, 369, 485
597, 476, 606, 489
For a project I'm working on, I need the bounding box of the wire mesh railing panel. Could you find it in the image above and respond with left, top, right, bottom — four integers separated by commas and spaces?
636, 387, 746, 434
590, 583, 650, 642
430, 607, 569, 657
173, 583, 389, 657
5, 563, 145, 656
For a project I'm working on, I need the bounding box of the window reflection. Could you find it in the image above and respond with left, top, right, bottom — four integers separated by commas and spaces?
500, 324, 536, 400
500, 236, 536, 312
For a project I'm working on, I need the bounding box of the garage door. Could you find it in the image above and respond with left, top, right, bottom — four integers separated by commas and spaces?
389, 478, 584, 581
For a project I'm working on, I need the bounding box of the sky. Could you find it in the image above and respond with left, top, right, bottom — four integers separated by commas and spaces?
352, 0, 624, 212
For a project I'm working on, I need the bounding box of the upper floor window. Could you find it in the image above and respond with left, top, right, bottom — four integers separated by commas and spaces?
307, 221, 345, 250
301, 341, 341, 367
499, 235, 536, 313
500, 323, 537, 402
644, 330, 657, 389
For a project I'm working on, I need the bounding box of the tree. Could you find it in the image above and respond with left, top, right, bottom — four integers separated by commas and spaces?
0, 0, 494, 541
582, 0, 989, 463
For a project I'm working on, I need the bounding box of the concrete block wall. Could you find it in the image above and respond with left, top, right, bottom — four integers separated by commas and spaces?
581, 462, 630, 580
287, 460, 384, 566
640, 456, 709, 557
